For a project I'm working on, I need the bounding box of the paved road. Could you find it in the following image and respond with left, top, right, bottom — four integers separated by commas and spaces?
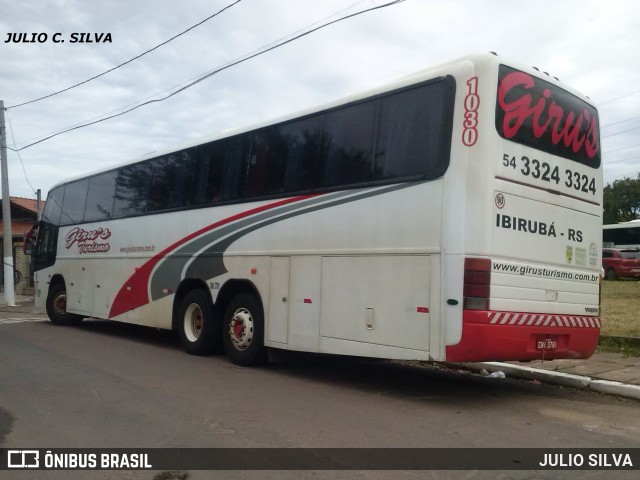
1, 315, 639, 480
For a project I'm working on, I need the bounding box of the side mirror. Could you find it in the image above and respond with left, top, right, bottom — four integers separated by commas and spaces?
23, 223, 38, 255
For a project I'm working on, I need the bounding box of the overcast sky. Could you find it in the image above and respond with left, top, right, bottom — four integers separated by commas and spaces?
1, 0, 639, 199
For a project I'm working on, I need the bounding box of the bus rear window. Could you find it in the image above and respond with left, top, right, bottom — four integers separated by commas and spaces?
495, 65, 600, 168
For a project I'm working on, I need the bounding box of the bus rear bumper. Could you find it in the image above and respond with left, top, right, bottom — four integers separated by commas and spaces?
445, 310, 600, 362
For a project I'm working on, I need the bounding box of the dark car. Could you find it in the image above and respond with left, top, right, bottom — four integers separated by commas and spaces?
602, 248, 640, 280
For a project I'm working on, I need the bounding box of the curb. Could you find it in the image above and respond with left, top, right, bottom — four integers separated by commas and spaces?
452, 361, 640, 401
589, 379, 640, 399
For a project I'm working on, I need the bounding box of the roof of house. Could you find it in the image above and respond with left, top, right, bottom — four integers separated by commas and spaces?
8, 196, 43, 214
0, 197, 42, 237
0, 220, 34, 236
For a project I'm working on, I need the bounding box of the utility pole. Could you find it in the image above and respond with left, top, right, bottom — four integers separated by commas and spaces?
0, 100, 16, 306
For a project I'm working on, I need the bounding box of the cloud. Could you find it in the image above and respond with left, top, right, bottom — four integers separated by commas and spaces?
1, 0, 639, 197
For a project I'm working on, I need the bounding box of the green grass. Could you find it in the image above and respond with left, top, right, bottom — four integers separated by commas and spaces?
598, 279, 640, 356
597, 336, 640, 357
600, 279, 640, 338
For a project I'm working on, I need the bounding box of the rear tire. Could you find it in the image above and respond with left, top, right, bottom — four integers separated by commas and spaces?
222, 293, 267, 366
178, 290, 221, 355
606, 268, 617, 281
46, 283, 83, 326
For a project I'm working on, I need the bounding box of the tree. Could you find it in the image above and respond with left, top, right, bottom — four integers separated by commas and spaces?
603, 172, 640, 224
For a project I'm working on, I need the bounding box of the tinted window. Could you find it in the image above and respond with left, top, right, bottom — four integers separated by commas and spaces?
242, 128, 287, 197
43, 186, 64, 226
147, 152, 198, 212
84, 171, 117, 222
323, 102, 376, 186
34, 221, 58, 270
375, 83, 450, 180
147, 157, 172, 212
169, 150, 198, 208
60, 179, 89, 225
279, 117, 323, 191
113, 163, 152, 217
193, 138, 244, 205
603, 227, 640, 246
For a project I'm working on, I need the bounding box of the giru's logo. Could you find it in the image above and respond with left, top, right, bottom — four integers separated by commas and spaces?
495, 65, 600, 167
65, 227, 111, 254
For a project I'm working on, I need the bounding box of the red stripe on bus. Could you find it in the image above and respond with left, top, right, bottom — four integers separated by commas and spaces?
108, 194, 321, 318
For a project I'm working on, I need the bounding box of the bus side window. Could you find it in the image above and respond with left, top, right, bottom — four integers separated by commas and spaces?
322, 102, 375, 186
193, 142, 229, 205
84, 171, 117, 221
148, 157, 171, 212
34, 221, 59, 270
279, 117, 323, 191
114, 163, 152, 218
168, 150, 197, 209
146, 151, 198, 212
243, 128, 287, 198
60, 178, 89, 225
43, 186, 64, 226
376, 84, 446, 179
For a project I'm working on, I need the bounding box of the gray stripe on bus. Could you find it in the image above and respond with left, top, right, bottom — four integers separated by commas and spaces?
148, 181, 423, 302
148, 188, 363, 300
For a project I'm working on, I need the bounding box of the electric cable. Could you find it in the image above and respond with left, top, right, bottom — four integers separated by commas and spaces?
5, 111, 37, 195
5, 0, 243, 110
7, 0, 405, 152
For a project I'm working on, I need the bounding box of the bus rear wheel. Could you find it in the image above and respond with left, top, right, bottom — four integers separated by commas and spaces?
222, 293, 267, 366
178, 290, 220, 355
46, 283, 83, 326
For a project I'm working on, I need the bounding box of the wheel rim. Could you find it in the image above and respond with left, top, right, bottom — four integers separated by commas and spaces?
53, 293, 67, 317
229, 307, 254, 351
184, 303, 203, 342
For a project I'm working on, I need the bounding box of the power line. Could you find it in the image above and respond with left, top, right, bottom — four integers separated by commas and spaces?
7, 0, 406, 152
601, 124, 640, 140
597, 88, 640, 107
604, 154, 640, 166
601, 114, 640, 129
604, 170, 640, 183
5, 0, 243, 110
4, 111, 36, 195
603, 142, 640, 155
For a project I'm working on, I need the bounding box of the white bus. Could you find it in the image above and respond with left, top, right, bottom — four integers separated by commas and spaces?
31, 53, 603, 365
603, 220, 640, 248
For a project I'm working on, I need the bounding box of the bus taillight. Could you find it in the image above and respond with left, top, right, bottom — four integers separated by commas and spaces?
463, 257, 491, 310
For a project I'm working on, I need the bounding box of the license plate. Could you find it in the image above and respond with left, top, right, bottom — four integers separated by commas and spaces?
536, 336, 557, 351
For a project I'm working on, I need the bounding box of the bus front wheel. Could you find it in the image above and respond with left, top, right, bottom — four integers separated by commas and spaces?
178, 290, 220, 355
46, 283, 83, 326
222, 293, 267, 366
